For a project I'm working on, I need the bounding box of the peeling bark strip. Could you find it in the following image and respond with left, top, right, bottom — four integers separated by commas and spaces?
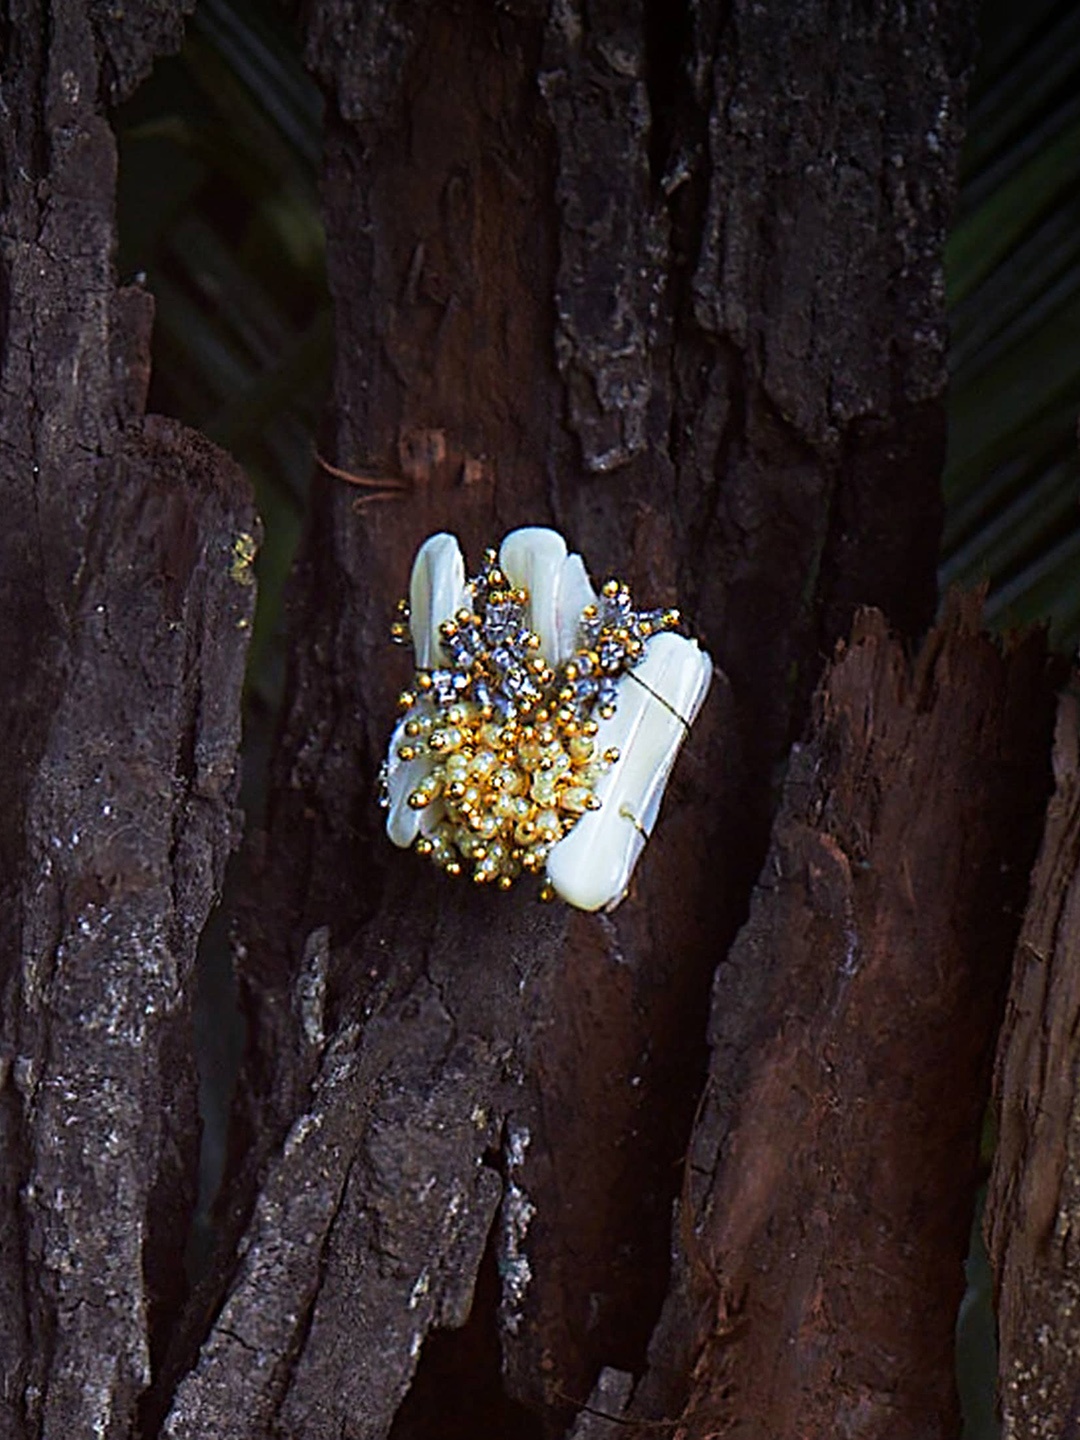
8, 422, 255, 1440
0, 0, 253, 1434
627, 601, 1056, 1438
985, 692, 1080, 1440
163, 965, 507, 1440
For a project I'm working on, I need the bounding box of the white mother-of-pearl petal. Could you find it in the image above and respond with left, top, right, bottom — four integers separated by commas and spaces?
384, 714, 435, 847
498, 527, 568, 663
555, 552, 597, 664
409, 532, 468, 669
499, 527, 599, 666
544, 633, 713, 912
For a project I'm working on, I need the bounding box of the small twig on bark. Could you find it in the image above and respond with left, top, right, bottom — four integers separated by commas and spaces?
315, 451, 410, 510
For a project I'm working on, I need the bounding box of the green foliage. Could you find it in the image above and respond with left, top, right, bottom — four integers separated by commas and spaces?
944, 0, 1080, 650
116, 0, 331, 742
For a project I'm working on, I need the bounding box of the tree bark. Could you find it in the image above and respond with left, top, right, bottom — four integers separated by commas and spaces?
985, 688, 1080, 1439
625, 598, 1055, 1437
170, 1, 985, 1436
0, 2, 254, 1436
6, 0, 1062, 1437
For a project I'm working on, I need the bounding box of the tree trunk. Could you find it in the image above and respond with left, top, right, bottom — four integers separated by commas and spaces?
3, 0, 1065, 1437
625, 598, 1055, 1437
0, 2, 254, 1435
985, 689, 1080, 1438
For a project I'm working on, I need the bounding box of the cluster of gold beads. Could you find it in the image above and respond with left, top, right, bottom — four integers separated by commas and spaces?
397, 699, 617, 888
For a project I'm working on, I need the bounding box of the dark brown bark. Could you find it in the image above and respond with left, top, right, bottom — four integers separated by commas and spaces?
0, 1, 254, 1436
624, 598, 1056, 1437
10, 0, 1063, 1437
163, 2, 984, 1437
985, 688, 1080, 1439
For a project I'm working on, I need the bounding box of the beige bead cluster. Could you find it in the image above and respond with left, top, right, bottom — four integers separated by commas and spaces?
395, 698, 617, 890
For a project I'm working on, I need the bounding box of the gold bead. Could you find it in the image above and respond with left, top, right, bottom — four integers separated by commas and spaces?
416, 673, 433, 691
415, 837, 434, 855
603, 746, 620, 763
602, 579, 619, 598
497, 875, 514, 891
446, 861, 462, 877
399, 690, 417, 710
397, 744, 417, 762
539, 882, 556, 903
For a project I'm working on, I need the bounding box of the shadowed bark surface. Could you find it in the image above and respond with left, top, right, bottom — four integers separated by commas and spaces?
0, 0, 254, 1435
985, 689, 1080, 1439
624, 598, 1057, 1437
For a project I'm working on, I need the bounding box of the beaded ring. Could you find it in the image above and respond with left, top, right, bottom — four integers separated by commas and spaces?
380, 528, 712, 911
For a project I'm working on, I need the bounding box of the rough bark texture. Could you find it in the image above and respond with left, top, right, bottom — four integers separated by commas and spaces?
0, 0, 253, 1436
10, 0, 1062, 1437
985, 688, 1080, 1440
162, 2, 981, 1437
622, 598, 1057, 1437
